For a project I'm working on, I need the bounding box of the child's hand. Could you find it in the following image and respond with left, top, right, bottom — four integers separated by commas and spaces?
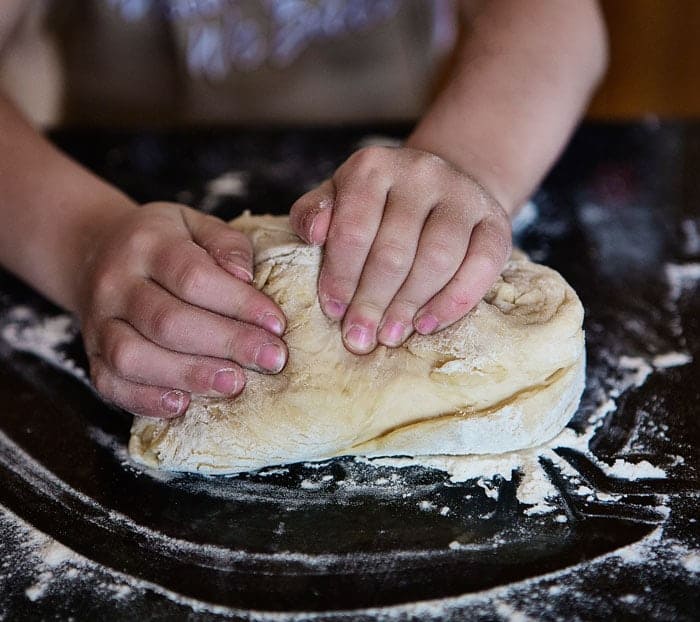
290, 146, 512, 354
76, 203, 287, 418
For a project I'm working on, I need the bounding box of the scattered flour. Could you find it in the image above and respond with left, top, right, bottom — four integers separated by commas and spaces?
418, 500, 436, 512
0, 233, 697, 618
598, 459, 665, 480
199, 170, 249, 212
652, 351, 693, 368
665, 262, 700, 302
1, 307, 86, 381
681, 219, 700, 255
360, 344, 682, 516
205, 171, 248, 198
0, 299, 684, 524
680, 552, 700, 573
511, 201, 538, 236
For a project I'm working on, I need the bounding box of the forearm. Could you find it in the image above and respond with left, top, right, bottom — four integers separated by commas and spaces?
407, 0, 608, 215
0, 93, 138, 311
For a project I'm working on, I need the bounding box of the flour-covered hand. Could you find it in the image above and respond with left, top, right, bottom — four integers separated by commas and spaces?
290, 146, 512, 354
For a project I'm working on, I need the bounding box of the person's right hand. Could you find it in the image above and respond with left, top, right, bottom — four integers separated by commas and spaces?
75, 202, 287, 419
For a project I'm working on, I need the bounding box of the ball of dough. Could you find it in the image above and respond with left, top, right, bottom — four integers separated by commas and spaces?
129, 213, 585, 474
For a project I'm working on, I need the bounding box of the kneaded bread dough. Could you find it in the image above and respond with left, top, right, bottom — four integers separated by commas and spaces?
129, 213, 585, 474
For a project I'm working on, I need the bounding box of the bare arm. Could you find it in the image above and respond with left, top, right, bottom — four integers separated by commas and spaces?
290, 0, 607, 352
0, 94, 135, 309
407, 0, 609, 215
0, 94, 287, 417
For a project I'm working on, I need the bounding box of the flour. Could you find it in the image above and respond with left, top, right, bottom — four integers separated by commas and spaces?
205, 171, 249, 197
681, 218, 700, 255
0, 306, 86, 381
511, 201, 538, 236
2, 501, 694, 620
598, 459, 665, 480
0, 297, 685, 520
665, 262, 700, 302
359, 343, 689, 514
0, 207, 697, 618
652, 351, 693, 368
199, 170, 249, 212
681, 553, 700, 573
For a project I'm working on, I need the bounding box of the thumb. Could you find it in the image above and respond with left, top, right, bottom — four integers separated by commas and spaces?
182, 208, 254, 283
289, 179, 335, 246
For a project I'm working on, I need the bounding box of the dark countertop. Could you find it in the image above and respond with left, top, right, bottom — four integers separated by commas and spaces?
0, 122, 698, 621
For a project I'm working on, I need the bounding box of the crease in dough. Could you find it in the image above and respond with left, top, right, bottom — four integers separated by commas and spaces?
129, 213, 586, 474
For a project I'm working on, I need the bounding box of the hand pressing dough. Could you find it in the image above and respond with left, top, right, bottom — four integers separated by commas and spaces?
129, 213, 586, 474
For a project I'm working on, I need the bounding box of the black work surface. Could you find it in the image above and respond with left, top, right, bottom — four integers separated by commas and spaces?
0, 123, 698, 621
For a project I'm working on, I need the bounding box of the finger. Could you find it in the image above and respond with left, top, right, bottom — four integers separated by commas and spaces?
91, 358, 191, 419
99, 318, 246, 397
123, 279, 288, 373
182, 208, 255, 283
340, 187, 429, 354
377, 201, 472, 347
289, 179, 335, 245
318, 156, 391, 320
150, 240, 285, 336
414, 217, 512, 334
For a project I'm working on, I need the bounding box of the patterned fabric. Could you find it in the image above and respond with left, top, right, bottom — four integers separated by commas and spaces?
54, 0, 456, 123
106, 0, 402, 78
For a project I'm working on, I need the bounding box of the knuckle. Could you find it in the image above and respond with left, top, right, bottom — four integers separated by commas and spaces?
347, 300, 384, 320
124, 225, 158, 256
423, 243, 458, 275
479, 242, 508, 272
173, 261, 209, 298
319, 270, 355, 302
371, 242, 412, 279
126, 278, 150, 315
388, 296, 421, 318
407, 150, 441, 177
104, 331, 136, 377
89, 264, 118, 301
149, 305, 180, 342
347, 146, 387, 174
223, 325, 255, 362
328, 223, 371, 253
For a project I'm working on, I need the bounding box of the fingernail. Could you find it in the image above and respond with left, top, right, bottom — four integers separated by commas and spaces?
415, 313, 439, 335
230, 266, 253, 282
161, 389, 187, 415
255, 343, 286, 372
225, 252, 253, 282
344, 324, 374, 353
381, 320, 406, 346
212, 368, 240, 394
260, 312, 284, 336
308, 215, 321, 245
324, 298, 347, 319
308, 200, 332, 245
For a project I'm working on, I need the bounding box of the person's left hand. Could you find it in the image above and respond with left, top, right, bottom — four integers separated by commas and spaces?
290, 146, 512, 354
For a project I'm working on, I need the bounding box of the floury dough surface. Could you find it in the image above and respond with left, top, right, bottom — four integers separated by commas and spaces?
129, 214, 586, 474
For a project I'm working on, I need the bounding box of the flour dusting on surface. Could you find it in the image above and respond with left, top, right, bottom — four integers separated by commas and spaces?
0, 187, 698, 618
1, 306, 86, 381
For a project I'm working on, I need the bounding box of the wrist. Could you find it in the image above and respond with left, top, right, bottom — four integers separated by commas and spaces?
403, 136, 519, 217
63, 196, 139, 314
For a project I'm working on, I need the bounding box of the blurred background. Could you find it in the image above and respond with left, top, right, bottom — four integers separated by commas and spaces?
1, 0, 699, 126
588, 0, 700, 119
